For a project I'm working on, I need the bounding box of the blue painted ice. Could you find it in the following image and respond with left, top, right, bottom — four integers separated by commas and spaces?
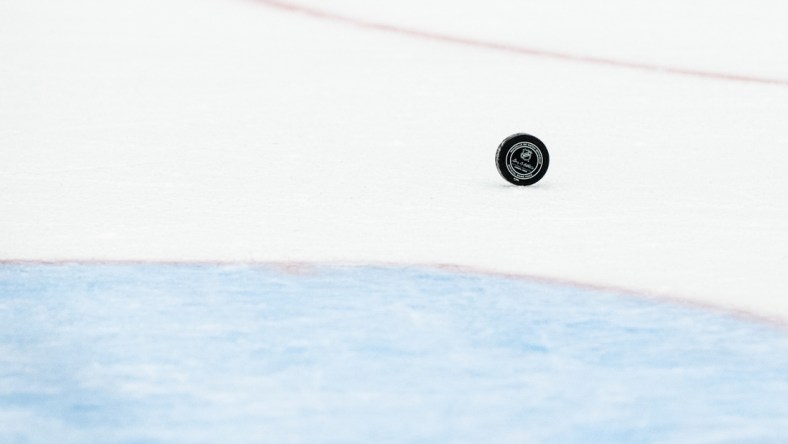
1, 264, 787, 443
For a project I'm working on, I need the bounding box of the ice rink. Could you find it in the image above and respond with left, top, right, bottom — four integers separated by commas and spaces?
2, 0, 788, 441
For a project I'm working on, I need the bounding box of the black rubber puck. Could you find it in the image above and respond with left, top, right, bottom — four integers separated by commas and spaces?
495, 133, 550, 186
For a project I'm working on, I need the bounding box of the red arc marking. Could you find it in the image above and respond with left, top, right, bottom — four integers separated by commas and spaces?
257, 0, 788, 87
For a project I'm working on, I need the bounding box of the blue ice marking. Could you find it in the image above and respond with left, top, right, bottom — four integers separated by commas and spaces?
1, 264, 787, 443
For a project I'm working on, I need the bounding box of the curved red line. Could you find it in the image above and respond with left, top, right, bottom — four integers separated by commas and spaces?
1, 258, 786, 329
256, 0, 788, 87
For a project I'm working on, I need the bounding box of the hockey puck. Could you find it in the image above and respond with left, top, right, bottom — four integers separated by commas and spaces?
495, 133, 549, 186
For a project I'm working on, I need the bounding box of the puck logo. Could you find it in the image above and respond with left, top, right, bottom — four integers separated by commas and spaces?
506, 142, 543, 180
495, 133, 550, 186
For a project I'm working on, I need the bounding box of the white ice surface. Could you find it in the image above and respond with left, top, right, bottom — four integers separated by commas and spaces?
1, 0, 788, 321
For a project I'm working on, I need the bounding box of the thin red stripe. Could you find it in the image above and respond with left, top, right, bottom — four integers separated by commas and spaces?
256, 0, 788, 87
1, 258, 785, 329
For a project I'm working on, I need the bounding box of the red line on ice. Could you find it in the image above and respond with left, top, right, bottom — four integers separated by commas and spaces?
1, 259, 786, 329
256, 0, 788, 87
